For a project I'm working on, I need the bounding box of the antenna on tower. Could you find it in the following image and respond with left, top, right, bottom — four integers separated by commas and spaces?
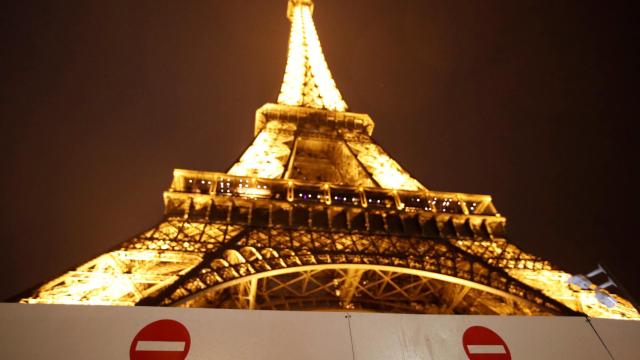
287, 0, 314, 20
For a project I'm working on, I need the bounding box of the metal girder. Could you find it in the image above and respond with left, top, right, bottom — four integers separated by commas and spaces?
339, 268, 364, 308
439, 284, 471, 313
18, 0, 640, 321
237, 278, 258, 310
158, 228, 568, 314
172, 267, 547, 315
22, 251, 201, 306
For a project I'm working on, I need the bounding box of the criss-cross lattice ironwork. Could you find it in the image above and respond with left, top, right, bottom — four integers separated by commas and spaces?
20, 0, 639, 320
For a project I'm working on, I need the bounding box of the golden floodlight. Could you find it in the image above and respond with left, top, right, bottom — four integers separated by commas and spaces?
278, 0, 347, 111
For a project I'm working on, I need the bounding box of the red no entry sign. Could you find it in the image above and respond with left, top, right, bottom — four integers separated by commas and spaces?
130, 319, 191, 360
462, 326, 511, 360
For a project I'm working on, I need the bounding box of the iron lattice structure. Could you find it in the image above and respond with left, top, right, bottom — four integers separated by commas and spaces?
22, 0, 638, 319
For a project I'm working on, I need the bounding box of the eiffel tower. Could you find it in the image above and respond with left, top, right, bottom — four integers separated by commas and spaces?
21, 0, 638, 319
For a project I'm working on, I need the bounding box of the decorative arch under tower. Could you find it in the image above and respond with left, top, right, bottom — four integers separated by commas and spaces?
21, 0, 639, 319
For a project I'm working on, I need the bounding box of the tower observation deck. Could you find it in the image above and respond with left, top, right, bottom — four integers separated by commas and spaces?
20, 0, 639, 319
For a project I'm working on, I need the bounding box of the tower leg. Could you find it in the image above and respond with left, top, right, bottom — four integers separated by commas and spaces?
238, 278, 258, 310
339, 268, 365, 309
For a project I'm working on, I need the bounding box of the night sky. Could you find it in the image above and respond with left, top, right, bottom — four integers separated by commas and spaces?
1, 1, 638, 303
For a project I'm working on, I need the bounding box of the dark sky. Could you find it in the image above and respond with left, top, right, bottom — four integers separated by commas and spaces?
1, 0, 638, 302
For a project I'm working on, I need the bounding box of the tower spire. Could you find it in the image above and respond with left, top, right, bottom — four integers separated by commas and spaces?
278, 0, 348, 112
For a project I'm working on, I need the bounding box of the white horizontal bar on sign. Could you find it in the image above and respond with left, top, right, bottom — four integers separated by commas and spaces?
135, 341, 185, 352
466, 345, 507, 354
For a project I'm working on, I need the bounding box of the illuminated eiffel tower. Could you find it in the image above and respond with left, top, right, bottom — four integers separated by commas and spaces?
22, 0, 638, 319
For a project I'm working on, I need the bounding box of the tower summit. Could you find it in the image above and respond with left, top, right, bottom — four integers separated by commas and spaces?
19, 0, 638, 319
279, 0, 347, 111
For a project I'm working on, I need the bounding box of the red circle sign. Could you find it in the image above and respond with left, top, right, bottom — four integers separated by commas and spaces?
462, 326, 511, 360
130, 319, 191, 360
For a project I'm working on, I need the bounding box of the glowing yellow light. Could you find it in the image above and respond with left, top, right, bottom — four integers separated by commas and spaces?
227, 130, 293, 179
508, 269, 640, 319
22, 250, 202, 306
21, 0, 640, 320
347, 141, 424, 190
277, 1, 347, 111
236, 186, 272, 198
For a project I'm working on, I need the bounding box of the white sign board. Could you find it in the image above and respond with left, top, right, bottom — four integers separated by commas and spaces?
1, 303, 638, 359
590, 318, 640, 360
347, 313, 612, 360
0, 303, 353, 360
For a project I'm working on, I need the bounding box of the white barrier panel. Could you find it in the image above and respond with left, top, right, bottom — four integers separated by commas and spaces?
2, 303, 638, 359
348, 313, 612, 360
590, 318, 640, 360
0, 303, 353, 360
